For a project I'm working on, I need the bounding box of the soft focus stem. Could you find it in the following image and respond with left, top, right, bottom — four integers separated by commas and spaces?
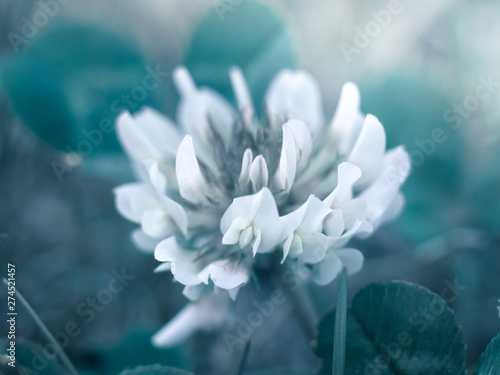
274, 259, 318, 343
333, 266, 348, 375
2, 278, 79, 375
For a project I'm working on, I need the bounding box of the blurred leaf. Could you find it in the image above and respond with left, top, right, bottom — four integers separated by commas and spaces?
476, 332, 500, 374
80, 331, 185, 375
0, 339, 67, 375
1, 22, 158, 155
359, 71, 465, 244
118, 364, 194, 375
245, 369, 314, 375
315, 281, 466, 375
184, 0, 296, 111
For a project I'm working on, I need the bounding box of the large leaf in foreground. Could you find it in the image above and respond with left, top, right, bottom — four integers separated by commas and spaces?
315, 281, 466, 375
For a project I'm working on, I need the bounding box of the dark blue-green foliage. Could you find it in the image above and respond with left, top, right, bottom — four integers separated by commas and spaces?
184, 0, 297, 112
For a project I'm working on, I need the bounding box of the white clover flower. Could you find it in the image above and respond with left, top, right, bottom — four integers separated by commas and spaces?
114, 66, 410, 346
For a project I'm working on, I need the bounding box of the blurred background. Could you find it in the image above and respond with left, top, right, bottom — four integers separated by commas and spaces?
0, 0, 499, 374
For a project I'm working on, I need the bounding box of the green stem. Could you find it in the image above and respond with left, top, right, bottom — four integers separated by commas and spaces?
333, 267, 348, 375
274, 261, 318, 342
2, 278, 79, 375
235, 340, 251, 375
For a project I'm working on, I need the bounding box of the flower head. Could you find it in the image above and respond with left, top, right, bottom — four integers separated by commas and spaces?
114, 66, 410, 345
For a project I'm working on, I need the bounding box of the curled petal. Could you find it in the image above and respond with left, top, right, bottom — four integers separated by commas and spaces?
348, 115, 386, 186
328, 82, 365, 155
274, 124, 297, 193
324, 162, 361, 208
287, 119, 312, 172
249, 155, 269, 192
238, 148, 253, 186
176, 135, 216, 206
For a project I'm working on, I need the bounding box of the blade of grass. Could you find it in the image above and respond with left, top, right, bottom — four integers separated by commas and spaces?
236, 340, 251, 375
333, 267, 347, 375
2, 278, 79, 375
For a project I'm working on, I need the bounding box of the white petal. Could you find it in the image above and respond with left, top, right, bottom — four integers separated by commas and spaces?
175, 135, 214, 206
238, 148, 253, 186
142, 208, 175, 238
249, 155, 269, 192
348, 114, 386, 186
239, 226, 254, 249
154, 262, 172, 273
152, 294, 228, 348
324, 162, 362, 208
299, 196, 332, 234
328, 218, 373, 248
266, 70, 324, 138
311, 253, 342, 286
328, 82, 365, 155
173, 66, 197, 98
114, 183, 158, 223
299, 233, 328, 264
143, 160, 188, 236
143, 159, 167, 195
221, 188, 281, 254
134, 107, 182, 156
360, 147, 410, 226
201, 260, 250, 290
155, 237, 191, 262
222, 217, 248, 245
131, 228, 159, 253
324, 209, 345, 238
281, 234, 294, 263
274, 124, 297, 193
287, 119, 312, 172
335, 248, 364, 275
230, 67, 254, 112
116, 110, 180, 162
252, 228, 262, 256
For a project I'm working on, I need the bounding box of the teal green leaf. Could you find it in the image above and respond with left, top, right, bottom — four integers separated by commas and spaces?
315, 281, 466, 375
359, 71, 464, 244
118, 364, 195, 375
477, 332, 500, 374
1, 22, 158, 154
184, 0, 296, 111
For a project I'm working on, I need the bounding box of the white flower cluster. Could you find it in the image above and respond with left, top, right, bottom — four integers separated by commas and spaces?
114, 66, 410, 345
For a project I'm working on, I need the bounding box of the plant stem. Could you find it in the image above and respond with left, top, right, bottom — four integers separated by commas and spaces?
274, 260, 317, 343
333, 267, 348, 375
235, 340, 251, 375
2, 278, 79, 375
